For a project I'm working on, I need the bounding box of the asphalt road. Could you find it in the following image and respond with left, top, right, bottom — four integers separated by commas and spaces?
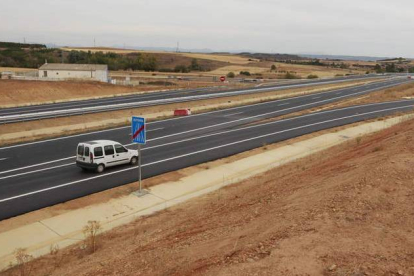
0, 74, 389, 124
0, 77, 412, 220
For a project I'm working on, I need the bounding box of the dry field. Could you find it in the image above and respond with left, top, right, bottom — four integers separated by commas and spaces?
2, 116, 414, 276
61, 47, 257, 65
0, 67, 37, 73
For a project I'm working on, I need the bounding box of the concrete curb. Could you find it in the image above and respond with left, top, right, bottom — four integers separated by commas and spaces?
1, 114, 413, 270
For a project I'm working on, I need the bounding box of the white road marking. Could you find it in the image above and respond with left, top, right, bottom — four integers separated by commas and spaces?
312, 96, 321, 99
144, 82, 410, 142
0, 158, 7, 161
0, 103, 413, 202
2, 93, 412, 177
0, 163, 74, 181
278, 103, 290, 106
0, 78, 399, 150
222, 112, 243, 117
147, 127, 164, 132
0, 156, 74, 175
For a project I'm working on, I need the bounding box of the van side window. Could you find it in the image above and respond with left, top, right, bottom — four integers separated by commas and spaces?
77, 145, 84, 156
115, 144, 128, 153
84, 147, 90, 156
104, 145, 115, 155
94, 147, 103, 157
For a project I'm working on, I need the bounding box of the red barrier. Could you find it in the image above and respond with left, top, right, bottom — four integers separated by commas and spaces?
174, 109, 192, 116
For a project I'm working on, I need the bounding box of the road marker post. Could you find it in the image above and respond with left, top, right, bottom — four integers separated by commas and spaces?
131, 116, 146, 196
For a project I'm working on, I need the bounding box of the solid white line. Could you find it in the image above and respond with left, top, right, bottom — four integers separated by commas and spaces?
0, 158, 7, 161
0, 163, 74, 181
0, 156, 74, 175
0, 78, 399, 150
278, 103, 290, 106
0, 103, 411, 203
0, 82, 409, 176
312, 96, 321, 99
144, 81, 409, 142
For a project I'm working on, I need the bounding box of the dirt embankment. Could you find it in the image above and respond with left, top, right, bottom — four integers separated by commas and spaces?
0, 79, 226, 108
3, 118, 414, 276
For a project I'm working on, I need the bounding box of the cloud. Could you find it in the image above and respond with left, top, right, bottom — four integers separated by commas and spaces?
0, 0, 413, 57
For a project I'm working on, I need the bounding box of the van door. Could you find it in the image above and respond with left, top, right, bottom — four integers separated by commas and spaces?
93, 146, 104, 165
103, 145, 117, 167
76, 144, 85, 162
77, 144, 91, 163
114, 144, 130, 165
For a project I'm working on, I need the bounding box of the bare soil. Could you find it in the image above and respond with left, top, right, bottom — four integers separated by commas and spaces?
2, 116, 414, 276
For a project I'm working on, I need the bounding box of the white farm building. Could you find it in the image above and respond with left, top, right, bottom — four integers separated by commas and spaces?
38, 63, 108, 82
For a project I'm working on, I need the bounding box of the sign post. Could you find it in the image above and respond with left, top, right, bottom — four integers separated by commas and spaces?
131, 116, 146, 195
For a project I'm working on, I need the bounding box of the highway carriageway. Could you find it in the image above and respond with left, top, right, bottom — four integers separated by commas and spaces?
0, 78, 412, 220
0, 74, 390, 124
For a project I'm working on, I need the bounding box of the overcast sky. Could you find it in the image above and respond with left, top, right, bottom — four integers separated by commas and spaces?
1, 0, 413, 57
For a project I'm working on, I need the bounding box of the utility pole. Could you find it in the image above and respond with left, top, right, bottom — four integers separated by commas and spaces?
176, 41, 180, 53
94, 38, 96, 48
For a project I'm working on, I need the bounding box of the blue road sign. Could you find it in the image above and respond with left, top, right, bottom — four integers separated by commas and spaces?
131, 116, 146, 144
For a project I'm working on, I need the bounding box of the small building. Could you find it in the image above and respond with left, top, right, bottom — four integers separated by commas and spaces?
38, 63, 108, 82
0, 71, 14, 79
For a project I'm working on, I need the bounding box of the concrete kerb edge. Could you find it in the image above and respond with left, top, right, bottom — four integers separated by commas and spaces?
1, 113, 413, 271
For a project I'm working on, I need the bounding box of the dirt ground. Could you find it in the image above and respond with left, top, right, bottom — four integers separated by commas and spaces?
0, 79, 225, 108
2, 116, 414, 276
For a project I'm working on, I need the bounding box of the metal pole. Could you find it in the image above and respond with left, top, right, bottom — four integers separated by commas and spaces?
138, 144, 142, 193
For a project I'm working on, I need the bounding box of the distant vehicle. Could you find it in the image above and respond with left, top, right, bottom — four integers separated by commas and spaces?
76, 140, 138, 173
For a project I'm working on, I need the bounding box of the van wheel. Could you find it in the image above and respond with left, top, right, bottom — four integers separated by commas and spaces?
96, 164, 105, 173
130, 156, 138, 165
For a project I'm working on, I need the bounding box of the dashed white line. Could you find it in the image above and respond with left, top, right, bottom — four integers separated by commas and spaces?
223, 112, 243, 117
147, 127, 164, 132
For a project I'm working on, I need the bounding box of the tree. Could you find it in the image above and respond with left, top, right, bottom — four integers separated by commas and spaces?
227, 72, 235, 78
374, 64, 383, 73
385, 63, 397, 73
271, 64, 276, 71
174, 65, 189, 73
189, 58, 202, 71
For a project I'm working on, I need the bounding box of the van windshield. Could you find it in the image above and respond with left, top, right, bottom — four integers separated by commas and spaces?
77, 145, 84, 156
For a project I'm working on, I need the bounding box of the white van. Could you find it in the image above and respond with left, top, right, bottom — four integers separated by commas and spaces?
76, 140, 138, 173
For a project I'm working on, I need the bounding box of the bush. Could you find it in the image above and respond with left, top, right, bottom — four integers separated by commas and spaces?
307, 74, 318, 79
239, 71, 251, 76
284, 72, 300, 79
174, 65, 189, 73
227, 72, 235, 78
83, 220, 102, 253
271, 64, 277, 71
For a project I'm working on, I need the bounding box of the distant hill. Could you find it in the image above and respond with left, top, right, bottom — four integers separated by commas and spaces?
240, 52, 304, 61
299, 54, 394, 62
0, 41, 46, 49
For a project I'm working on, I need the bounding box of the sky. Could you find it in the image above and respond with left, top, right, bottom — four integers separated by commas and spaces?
1, 0, 413, 57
